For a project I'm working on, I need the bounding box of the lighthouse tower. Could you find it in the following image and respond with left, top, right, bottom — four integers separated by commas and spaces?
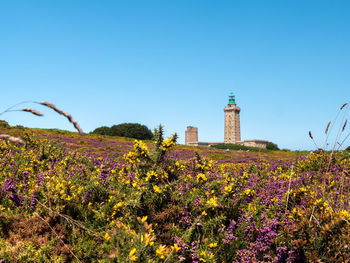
224, 93, 241, 143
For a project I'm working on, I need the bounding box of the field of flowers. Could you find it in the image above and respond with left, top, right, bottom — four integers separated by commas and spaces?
0, 126, 298, 164
0, 126, 349, 262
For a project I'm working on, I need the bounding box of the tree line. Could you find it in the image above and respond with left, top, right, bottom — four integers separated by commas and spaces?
91, 123, 153, 140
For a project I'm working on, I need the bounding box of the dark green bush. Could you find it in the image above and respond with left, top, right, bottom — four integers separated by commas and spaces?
91, 123, 153, 140
266, 141, 280, 150
0, 120, 10, 128
91, 126, 110, 136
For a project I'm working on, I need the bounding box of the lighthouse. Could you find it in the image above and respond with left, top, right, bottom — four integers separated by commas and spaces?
224, 93, 241, 143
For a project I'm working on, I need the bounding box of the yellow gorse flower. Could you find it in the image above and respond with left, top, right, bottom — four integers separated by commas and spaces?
153, 185, 162, 193
129, 248, 137, 261
104, 232, 111, 241
207, 197, 218, 208
209, 242, 217, 248
144, 232, 156, 246
244, 188, 255, 196
171, 243, 181, 252
339, 209, 350, 219
156, 244, 170, 259
196, 173, 207, 183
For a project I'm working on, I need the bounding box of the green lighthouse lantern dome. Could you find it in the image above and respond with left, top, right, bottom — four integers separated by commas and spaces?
229, 92, 236, 104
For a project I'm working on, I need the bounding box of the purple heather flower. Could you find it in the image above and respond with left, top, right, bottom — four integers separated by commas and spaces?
223, 219, 238, 244
286, 247, 300, 263
35, 173, 45, 186
84, 190, 91, 202
3, 178, 22, 207
30, 192, 37, 208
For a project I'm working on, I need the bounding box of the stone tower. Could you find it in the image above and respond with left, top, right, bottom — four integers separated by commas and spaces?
185, 126, 198, 145
224, 93, 241, 143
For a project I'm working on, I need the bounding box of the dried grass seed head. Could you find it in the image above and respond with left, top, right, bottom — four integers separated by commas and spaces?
309, 131, 314, 140
342, 119, 347, 132
325, 120, 331, 134
22, 108, 44, 116
340, 103, 348, 110
39, 101, 83, 134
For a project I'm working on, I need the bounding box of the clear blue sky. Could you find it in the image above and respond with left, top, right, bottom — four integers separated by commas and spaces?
1, 0, 349, 150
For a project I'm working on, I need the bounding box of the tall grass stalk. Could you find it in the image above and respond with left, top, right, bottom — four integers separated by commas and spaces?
0, 100, 83, 134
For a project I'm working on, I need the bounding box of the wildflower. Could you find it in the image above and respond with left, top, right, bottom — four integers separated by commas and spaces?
153, 185, 162, 193
104, 232, 111, 241
144, 232, 156, 246
129, 248, 138, 261
141, 216, 148, 222
171, 243, 181, 252
224, 184, 233, 193
196, 173, 207, 183
209, 242, 217, 248
146, 171, 157, 181
248, 203, 257, 213
156, 244, 169, 259
160, 137, 176, 150
207, 197, 218, 208
113, 201, 125, 210
244, 188, 254, 196
339, 209, 350, 219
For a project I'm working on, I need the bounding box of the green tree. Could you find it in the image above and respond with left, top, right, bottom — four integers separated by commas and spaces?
91, 126, 111, 136
266, 141, 280, 150
92, 123, 153, 140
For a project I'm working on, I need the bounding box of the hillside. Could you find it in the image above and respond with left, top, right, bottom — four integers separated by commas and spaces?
0, 126, 298, 164
0, 126, 348, 262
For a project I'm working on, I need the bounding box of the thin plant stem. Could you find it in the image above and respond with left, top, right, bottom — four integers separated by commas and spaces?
337, 131, 350, 150
326, 103, 349, 172
324, 110, 341, 150
332, 104, 348, 150
0, 100, 34, 116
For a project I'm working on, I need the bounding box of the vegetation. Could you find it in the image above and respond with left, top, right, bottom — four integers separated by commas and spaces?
266, 141, 280, 150
212, 142, 279, 152
0, 101, 348, 262
0, 127, 348, 262
0, 120, 9, 128
91, 123, 153, 140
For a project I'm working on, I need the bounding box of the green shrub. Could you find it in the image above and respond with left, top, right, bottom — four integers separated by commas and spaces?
266, 141, 280, 150
0, 120, 10, 128
91, 126, 110, 136
91, 123, 153, 140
